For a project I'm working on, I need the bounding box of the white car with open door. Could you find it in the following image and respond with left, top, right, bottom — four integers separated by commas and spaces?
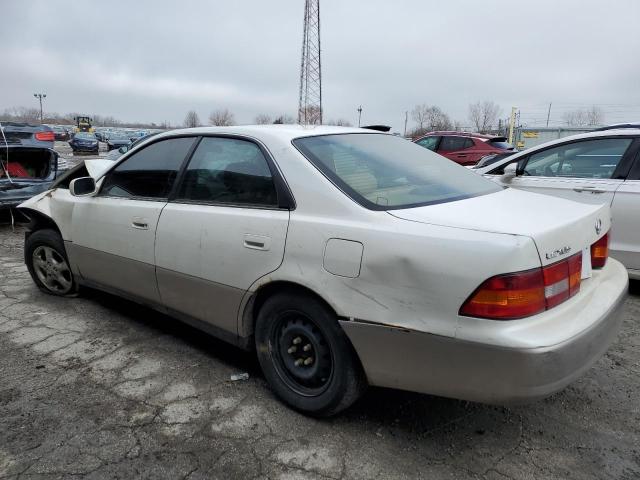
19, 125, 627, 416
475, 126, 640, 279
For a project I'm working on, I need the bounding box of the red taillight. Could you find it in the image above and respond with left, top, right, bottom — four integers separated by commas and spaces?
591, 231, 609, 269
35, 131, 55, 141
460, 252, 582, 320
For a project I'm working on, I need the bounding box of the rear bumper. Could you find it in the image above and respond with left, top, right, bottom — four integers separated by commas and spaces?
341, 260, 628, 404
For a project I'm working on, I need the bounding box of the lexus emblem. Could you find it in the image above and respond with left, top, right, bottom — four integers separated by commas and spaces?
595, 219, 602, 235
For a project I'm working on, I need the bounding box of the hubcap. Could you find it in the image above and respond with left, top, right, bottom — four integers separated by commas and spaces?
32, 246, 73, 294
271, 313, 333, 396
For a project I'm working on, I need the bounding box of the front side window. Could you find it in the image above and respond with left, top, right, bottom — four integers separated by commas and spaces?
522, 138, 632, 179
416, 136, 440, 151
175, 137, 277, 206
100, 137, 195, 199
294, 134, 501, 210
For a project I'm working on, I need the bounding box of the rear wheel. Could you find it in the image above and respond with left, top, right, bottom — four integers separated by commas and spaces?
25, 229, 78, 297
255, 292, 366, 416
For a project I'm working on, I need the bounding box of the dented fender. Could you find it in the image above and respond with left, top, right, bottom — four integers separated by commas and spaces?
18, 188, 75, 241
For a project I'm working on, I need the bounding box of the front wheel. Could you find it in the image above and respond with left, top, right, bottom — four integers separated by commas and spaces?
255, 292, 366, 416
25, 229, 78, 297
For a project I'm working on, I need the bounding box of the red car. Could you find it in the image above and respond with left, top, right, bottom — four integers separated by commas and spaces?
413, 131, 514, 166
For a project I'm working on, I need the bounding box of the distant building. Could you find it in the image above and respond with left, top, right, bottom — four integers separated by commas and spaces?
513, 126, 596, 150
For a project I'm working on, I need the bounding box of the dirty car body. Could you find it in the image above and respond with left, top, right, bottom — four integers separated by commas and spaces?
18, 125, 628, 415
1, 146, 60, 209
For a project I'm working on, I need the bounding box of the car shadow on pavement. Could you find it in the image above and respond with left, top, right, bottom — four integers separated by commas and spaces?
80, 285, 504, 427
80, 286, 261, 376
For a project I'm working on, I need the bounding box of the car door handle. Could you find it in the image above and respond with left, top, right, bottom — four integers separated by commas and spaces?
131, 217, 149, 230
573, 187, 605, 194
456, 154, 467, 157
243, 234, 271, 251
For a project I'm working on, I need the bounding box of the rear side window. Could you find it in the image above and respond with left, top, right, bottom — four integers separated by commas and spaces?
523, 138, 632, 179
438, 136, 473, 151
100, 137, 195, 199
487, 140, 513, 150
175, 137, 277, 206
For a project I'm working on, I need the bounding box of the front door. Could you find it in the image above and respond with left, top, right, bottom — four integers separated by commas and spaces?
70, 136, 197, 303
495, 137, 635, 206
155, 136, 290, 336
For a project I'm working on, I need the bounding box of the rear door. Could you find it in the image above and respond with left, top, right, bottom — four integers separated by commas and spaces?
496, 137, 636, 205
436, 136, 476, 165
155, 136, 291, 337
610, 147, 640, 272
70, 136, 197, 303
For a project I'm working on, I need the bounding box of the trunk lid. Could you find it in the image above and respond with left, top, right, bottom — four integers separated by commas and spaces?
389, 188, 610, 267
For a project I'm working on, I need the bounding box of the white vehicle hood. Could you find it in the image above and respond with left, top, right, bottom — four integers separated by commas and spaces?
389, 188, 610, 267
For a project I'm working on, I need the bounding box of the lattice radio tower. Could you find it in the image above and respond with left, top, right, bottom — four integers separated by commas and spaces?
298, 0, 322, 125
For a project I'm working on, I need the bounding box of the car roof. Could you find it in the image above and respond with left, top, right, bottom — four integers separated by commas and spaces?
424, 131, 498, 139
475, 128, 640, 173
154, 124, 376, 142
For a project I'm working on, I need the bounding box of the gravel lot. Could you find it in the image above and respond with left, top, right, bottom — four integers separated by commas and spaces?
0, 219, 639, 479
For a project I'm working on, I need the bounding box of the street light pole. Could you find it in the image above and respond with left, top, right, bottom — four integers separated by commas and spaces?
357, 105, 362, 127
33, 93, 46, 123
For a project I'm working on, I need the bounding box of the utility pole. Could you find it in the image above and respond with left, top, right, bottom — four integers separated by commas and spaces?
357, 106, 362, 127
403, 110, 408, 136
508, 106, 517, 145
546, 102, 552, 127
33, 93, 46, 123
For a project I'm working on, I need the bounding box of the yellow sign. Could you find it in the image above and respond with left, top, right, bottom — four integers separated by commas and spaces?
523, 131, 539, 138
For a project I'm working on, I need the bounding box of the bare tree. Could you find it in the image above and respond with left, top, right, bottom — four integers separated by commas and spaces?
208, 109, 235, 126
410, 104, 452, 136
273, 114, 296, 124
327, 118, 352, 127
468, 101, 501, 133
183, 110, 200, 128
254, 114, 272, 124
564, 106, 604, 126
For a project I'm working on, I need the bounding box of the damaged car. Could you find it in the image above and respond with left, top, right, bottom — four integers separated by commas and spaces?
1, 146, 61, 209
18, 125, 628, 416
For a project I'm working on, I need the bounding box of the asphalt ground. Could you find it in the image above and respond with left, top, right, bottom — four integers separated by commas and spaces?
0, 222, 639, 479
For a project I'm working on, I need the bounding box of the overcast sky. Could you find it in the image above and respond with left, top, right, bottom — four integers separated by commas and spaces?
3, 0, 640, 131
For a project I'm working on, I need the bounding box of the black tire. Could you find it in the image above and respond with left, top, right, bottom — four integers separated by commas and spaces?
25, 229, 79, 297
255, 292, 367, 416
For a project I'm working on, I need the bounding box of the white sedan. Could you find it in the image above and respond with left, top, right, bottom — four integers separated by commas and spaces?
19, 125, 627, 416
474, 127, 640, 279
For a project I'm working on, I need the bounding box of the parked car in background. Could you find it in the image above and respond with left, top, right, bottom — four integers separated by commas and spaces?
105, 133, 131, 151
105, 132, 159, 160
68, 132, 99, 154
52, 126, 70, 141
0, 146, 61, 208
0, 122, 55, 149
414, 131, 514, 166
476, 126, 640, 278
18, 125, 627, 416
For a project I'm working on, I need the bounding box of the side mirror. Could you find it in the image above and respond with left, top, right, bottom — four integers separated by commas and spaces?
70, 177, 97, 196
118, 146, 128, 153
502, 162, 518, 180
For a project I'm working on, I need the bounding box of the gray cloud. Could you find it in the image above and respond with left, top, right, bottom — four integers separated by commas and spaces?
2, 0, 639, 131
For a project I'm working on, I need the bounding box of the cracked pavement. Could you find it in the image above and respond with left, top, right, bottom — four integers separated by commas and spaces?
0, 222, 639, 479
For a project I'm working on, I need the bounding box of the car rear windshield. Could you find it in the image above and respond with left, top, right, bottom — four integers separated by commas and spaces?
293, 133, 501, 210
487, 140, 513, 150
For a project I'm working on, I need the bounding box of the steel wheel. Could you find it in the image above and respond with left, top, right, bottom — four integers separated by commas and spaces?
270, 311, 334, 397
32, 245, 73, 294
